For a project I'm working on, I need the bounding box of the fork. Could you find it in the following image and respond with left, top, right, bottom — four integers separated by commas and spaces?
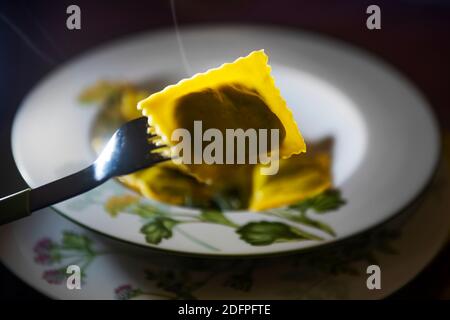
0, 117, 168, 225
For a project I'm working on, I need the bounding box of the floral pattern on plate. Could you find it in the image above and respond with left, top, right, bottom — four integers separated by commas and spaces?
0, 160, 447, 299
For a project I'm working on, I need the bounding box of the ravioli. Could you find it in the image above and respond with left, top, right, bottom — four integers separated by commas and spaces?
138, 50, 306, 184
249, 151, 332, 211
118, 162, 214, 208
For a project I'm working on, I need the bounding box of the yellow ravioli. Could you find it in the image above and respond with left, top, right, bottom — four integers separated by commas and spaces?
118, 162, 214, 208
138, 50, 306, 184
249, 151, 332, 211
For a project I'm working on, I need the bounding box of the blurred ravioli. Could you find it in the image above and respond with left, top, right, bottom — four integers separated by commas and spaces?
250, 141, 333, 211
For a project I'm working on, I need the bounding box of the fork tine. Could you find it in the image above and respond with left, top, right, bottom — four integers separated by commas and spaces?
150, 152, 171, 163
150, 144, 168, 152
147, 135, 162, 144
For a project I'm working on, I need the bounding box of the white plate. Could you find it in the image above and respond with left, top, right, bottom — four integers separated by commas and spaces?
1, 162, 449, 300
11, 25, 439, 256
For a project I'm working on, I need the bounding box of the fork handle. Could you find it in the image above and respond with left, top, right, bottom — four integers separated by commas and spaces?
0, 165, 106, 226
0, 188, 32, 225
30, 165, 102, 212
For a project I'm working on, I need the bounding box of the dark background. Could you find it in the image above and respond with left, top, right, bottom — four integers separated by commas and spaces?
1, 0, 449, 299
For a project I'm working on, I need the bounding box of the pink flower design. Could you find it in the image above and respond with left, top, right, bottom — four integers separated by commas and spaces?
115, 284, 140, 300
33, 238, 54, 255
43, 269, 66, 285
32, 232, 99, 286
33, 237, 58, 266
34, 254, 52, 265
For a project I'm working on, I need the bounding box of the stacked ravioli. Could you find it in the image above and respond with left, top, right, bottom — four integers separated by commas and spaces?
81, 51, 332, 211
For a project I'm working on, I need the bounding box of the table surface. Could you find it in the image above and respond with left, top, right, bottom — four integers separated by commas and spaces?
0, 0, 449, 299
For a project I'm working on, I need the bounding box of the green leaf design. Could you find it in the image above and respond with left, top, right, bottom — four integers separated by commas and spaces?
140, 217, 179, 244
61, 231, 93, 252
199, 211, 238, 228
145, 269, 197, 299
275, 211, 336, 237
290, 189, 346, 214
236, 221, 322, 246
132, 204, 165, 218
223, 269, 254, 292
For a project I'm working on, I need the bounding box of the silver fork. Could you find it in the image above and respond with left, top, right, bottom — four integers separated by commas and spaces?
0, 117, 168, 225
